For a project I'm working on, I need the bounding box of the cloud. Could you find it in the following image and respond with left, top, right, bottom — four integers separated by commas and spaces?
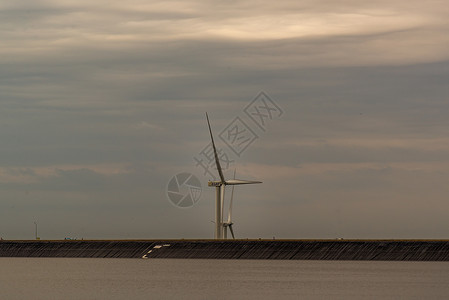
1, 0, 449, 239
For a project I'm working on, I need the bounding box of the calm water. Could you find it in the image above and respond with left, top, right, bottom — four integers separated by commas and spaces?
1, 258, 449, 299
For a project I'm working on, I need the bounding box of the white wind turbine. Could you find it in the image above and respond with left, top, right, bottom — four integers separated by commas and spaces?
206, 113, 261, 239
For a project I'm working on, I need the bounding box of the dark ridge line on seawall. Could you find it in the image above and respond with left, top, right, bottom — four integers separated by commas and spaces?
3, 239, 449, 242
2, 240, 449, 261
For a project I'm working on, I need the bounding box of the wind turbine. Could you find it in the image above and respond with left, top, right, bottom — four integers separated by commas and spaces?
206, 113, 261, 239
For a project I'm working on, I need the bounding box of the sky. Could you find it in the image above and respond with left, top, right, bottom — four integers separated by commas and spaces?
1, 0, 449, 239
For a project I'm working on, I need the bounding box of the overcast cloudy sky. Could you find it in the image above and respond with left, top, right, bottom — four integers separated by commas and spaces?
1, 0, 448, 239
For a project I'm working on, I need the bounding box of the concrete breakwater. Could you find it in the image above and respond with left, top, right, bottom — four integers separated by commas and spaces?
1, 240, 449, 261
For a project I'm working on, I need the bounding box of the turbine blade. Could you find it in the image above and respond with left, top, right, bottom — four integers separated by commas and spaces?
225, 179, 262, 185
229, 224, 235, 239
206, 112, 225, 183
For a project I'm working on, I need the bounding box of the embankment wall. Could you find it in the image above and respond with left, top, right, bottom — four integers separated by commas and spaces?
1, 240, 449, 261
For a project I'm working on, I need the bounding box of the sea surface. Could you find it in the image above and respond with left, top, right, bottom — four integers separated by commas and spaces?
1, 258, 448, 299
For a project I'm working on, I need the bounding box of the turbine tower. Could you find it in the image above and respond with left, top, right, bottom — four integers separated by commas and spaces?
206, 113, 261, 239
223, 169, 236, 239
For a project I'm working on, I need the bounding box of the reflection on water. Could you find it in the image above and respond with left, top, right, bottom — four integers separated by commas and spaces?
1, 258, 449, 299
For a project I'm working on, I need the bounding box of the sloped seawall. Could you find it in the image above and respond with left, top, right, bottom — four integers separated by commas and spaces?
1, 240, 449, 261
